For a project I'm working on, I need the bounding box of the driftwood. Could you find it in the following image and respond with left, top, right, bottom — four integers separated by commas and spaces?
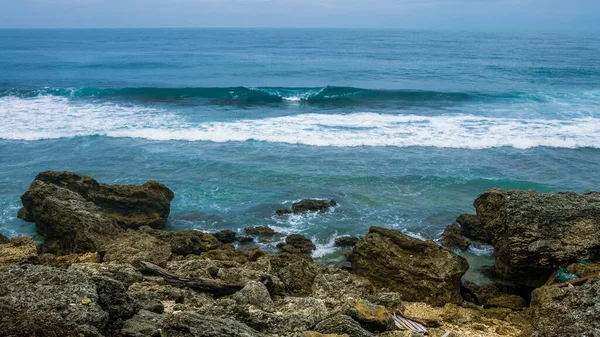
554, 271, 600, 288
139, 261, 271, 296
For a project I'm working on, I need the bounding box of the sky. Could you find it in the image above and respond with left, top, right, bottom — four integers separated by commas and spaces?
1, 0, 599, 32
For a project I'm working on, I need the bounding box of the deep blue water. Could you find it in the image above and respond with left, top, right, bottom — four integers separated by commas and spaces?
1, 29, 600, 259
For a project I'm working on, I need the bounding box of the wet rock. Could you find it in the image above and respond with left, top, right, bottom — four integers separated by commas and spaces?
268, 253, 322, 297
485, 294, 526, 310
214, 229, 237, 244
312, 269, 374, 308
120, 309, 162, 337
232, 280, 275, 312
439, 223, 470, 250
158, 311, 262, 337
0, 232, 9, 244
0, 265, 108, 336
21, 180, 124, 254
314, 314, 374, 337
102, 230, 171, 267
349, 226, 469, 306
531, 279, 600, 337
69, 262, 144, 287
334, 236, 360, 247
237, 235, 255, 243
0, 236, 37, 266
141, 226, 220, 256
456, 213, 489, 242
248, 248, 266, 262
279, 234, 316, 254
23, 170, 174, 230
277, 199, 337, 215
245, 225, 277, 237
473, 189, 600, 287
345, 299, 393, 332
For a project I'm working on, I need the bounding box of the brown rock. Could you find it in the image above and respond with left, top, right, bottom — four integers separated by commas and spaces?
0, 232, 9, 244
345, 299, 393, 332
141, 227, 220, 256
268, 253, 322, 297
279, 234, 316, 254
0, 236, 37, 266
245, 226, 277, 237
567, 262, 600, 277
348, 226, 469, 306
213, 229, 237, 244
456, 213, 489, 242
485, 295, 526, 310
102, 230, 171, 267
334, 236, 360, 247
439, 223, 470, 250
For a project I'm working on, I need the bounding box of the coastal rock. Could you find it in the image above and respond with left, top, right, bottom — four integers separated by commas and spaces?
461, 281, 512, 306
69, 262, 144, 287
102, 230, 172, 267
312, 269, 374, 308
0, 236, 37, 266
0, 265, 108, 336
232, 280, 275, 312
485, 295, 526, 310
268, 253, 322, 297
158, 311, 262, 337
91, 275, 140, 330
456, 213, 489, 242
214, 229, 237, 244
439, 223, 470, 250
345, 299, 393, 332
334, 236, 360, 247
277, 199, 337, 215
314, 315, 374, 337
348, 226, 469, 306
20, 180, 124, 254
141, 226, 220, 256
567, 261, 600, 277
0, 232, 9, 244
200, 244, 249, 265
473, 188, 600, 287
31, 170, 175, 229
530, 279, 600, 337
245, 226, 277, 237
120, 309, 163, 337
279, 234, 316, 254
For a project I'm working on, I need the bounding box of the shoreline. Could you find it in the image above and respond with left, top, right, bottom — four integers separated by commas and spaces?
1, 171, 599, 336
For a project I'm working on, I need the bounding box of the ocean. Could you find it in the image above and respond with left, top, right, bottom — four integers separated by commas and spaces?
1, 28, 599, 262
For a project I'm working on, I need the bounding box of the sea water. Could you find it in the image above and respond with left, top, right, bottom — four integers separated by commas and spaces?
1, 29, 599, 262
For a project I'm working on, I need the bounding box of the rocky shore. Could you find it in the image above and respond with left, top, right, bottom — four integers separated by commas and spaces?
1, 171, 599, 337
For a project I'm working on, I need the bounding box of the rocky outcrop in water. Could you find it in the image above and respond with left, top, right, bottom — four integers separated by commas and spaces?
19, 170, 174, 230
467, 188, 600, 287
349, 226, 469, 306
276, 199, 337, 215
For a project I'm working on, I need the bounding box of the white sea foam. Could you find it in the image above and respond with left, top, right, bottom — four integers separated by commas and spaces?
2, 95, 600, 149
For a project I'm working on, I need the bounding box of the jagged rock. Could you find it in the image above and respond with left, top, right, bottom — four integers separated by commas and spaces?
481, 307, 513, 320
348, 226, 469, 306
232, 281, 275, 312
314, 315, 374, 337
237, 235, 255, 243
268, 253, 322, 297
473, 189, 600, 287
456, 213, 489, 242
91, 275, 139, 330
21, 180, 124, 254
0, 236, 37, 266
345, 299, 393, 332
439, 223, 470, 250
0, 265, 108, 336
0, 232, 9, 244
367, 292, 405, 313
141, 226, 220, 256
166, 259, 217, 279
20, 170, 174, 230
531, 279, 600, 337
120, 309, 162, 337
245, 226, 277, 237
312, 269, 374, 308
248, 248, 266, 262
304, 333, 349, 337
334, 236, 360, 247
276, 297, 329, 323
461, 281, 513, 306
485, 295, 526, 310
567, 261, 600, 277
214, 229, 237, 244
200, 244, 249, 265
69, 262, 144, 287
102, 230, 171, 267
127, 281, 215, 313
277, 199, 337, 215
279, 234, 316, 254
158, 311, 262, 337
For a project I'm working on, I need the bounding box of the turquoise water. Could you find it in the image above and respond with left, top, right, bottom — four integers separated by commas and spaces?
1, 29, 599, 257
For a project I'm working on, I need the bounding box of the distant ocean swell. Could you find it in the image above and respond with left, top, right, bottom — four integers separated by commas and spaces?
1, 94, 600, 149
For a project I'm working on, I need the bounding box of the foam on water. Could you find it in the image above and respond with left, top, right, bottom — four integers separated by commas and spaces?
2, 95, 600, 149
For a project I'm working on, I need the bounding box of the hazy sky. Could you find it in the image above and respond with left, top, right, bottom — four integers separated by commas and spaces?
1, 0, 599, 32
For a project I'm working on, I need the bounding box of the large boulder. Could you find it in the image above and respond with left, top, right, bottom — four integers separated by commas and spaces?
0, 265, 109, 336
267, 253, 323, 297
278, 234, 316, 254
348, 226, 468, 306
472, 188, 600, 287
19, 170, 174, 230
530, 280, 600, 337
102, 230, 172, 267
140, 226, 220, 256
20, 180, 124, 254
